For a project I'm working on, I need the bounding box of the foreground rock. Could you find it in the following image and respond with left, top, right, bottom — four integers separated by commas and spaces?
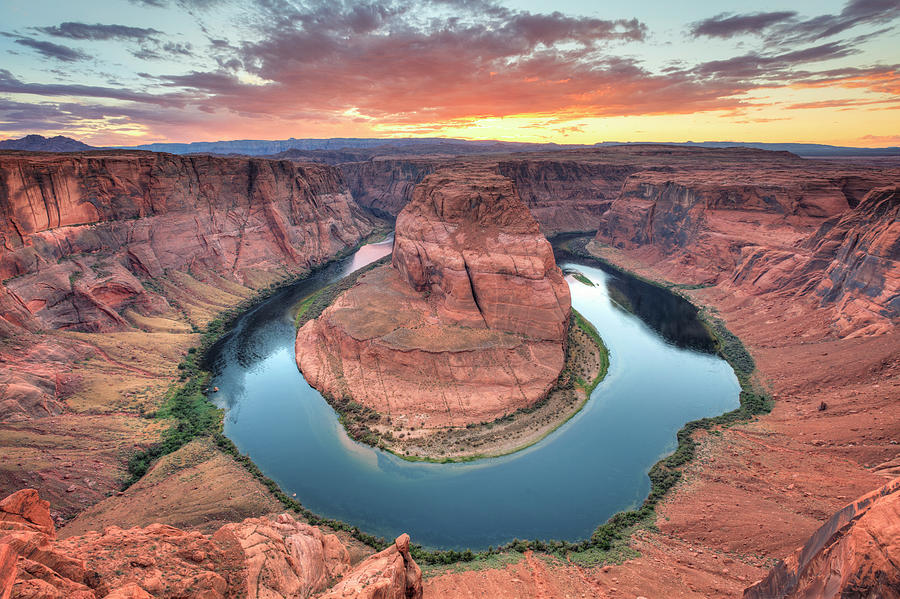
0, 488, 421, 599
320, 533, 422, 599
296, 168, 571, 430
744, 477, 900, 599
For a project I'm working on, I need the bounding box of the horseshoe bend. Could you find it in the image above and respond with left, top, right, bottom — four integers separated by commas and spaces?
295, 168, 587, 457
1, 2, 900, 595
1, 141, 897, 597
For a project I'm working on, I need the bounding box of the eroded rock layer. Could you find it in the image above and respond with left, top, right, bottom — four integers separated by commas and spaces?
0, 151, 377, 334
730, 186, 900, 336
0, 488, 422, 599
0, 150, 380, 514
296, 168, 570, 428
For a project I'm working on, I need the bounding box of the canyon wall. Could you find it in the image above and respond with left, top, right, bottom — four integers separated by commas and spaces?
730, 186, 899, 336
496, 159, 635, 233
0, 151, 378, 334
339, 158, 437, 218
0, 151, 381, 513
340, 155, 634, 233
339, 147, 897, 242
296, 168, 571, 428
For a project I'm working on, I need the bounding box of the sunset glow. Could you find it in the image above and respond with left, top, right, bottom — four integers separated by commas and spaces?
1, 0, 898, 146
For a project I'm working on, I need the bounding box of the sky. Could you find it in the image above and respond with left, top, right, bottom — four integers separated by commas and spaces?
0, 0, 898, 146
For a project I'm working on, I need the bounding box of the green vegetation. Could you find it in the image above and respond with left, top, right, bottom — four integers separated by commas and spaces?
571, 271, 596, 287
572, 308, 609, 393
421, 551, 524, 578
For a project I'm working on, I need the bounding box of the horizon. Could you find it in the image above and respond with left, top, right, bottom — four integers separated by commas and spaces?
3, 132, 900, 150
1, 0, 899, 147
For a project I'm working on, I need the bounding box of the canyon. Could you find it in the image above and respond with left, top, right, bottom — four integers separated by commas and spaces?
295, 168, 573, 448
0, 145, 897, 598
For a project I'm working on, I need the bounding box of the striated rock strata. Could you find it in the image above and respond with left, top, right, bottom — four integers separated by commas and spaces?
744, 476, 900, 599
730, 186, 899, 336
0, 488, 422, 599
0, 151, 377, 334
296, 168, 571, 428
0, 150, 381, 514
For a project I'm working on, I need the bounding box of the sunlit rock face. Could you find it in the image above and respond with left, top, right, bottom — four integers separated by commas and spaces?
743, 477, 900, 599
296, 167, 571, 428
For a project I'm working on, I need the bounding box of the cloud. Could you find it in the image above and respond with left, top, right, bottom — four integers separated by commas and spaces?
691, 11, 797, 38
787, 0, 900, 42
0, 69, 191, 106
36, 22, 160, 41
691, 1, 900, 44
1, 0, 897, 145
10, 36, 87, 62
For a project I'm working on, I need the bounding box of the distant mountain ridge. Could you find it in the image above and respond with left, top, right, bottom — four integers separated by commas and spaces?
125, 137, 900, 158
596, 140, 900, 157
0, 134, 95, 152
124, 137, 574, 156
2, 133, 897, 158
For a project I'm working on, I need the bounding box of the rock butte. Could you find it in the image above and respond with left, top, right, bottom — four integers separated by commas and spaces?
0, 487, 422, 599
296, 168, 571, 428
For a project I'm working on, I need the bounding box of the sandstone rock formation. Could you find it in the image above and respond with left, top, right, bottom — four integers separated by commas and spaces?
0, 151, 377, 334
731, 186, 900, 336
0, 151, 381, 501
0, 488, 421, 599
340, 158, 438, 217
319, 533, 422, 599
744, 477, 900, 599
339, 146, 898, 238
296, 168, 571, 428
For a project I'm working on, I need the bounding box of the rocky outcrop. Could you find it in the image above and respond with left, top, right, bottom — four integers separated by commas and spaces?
215, 514, 350, 599
731, 186, 899, 336
296, 168, 571, 428
320, 533, 422, 599
744, 477, 900, 599
0, 488, 421, 599
392, 170, 570, 341
0, 491, 55, 538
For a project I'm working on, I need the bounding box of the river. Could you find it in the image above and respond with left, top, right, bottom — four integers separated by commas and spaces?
208, 235, 739, 550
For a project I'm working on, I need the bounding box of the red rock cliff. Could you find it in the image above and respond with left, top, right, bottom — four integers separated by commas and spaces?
743, 477, 900, 599
0, 151, 378, 333
296, 168, 571, 428
730, 186, 899, 336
